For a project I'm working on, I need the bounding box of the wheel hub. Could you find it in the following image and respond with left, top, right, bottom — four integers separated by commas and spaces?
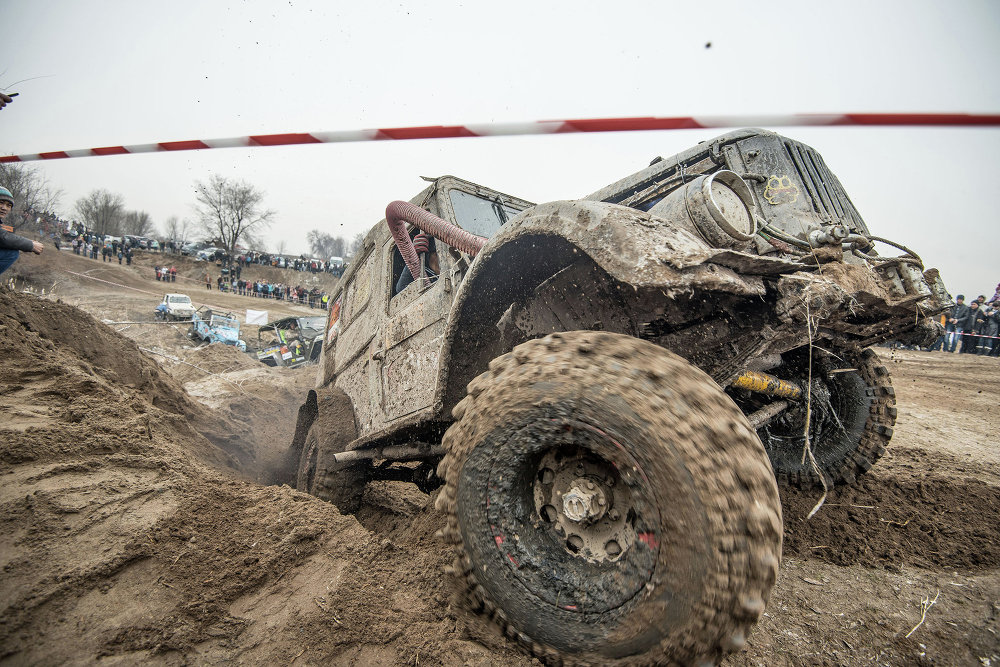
534, 449, 635, 562
562, 478, 607, 523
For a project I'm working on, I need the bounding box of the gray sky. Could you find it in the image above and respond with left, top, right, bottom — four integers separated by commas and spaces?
2, 0, 999, 297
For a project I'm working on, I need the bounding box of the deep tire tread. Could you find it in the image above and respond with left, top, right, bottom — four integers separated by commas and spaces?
437, 332, 782, 666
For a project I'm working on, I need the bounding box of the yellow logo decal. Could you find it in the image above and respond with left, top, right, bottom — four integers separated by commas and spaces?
763, 175, 799, 205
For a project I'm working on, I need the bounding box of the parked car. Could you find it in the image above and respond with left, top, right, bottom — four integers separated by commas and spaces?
196, 247, 225, 262
253, 316, 325, 367
181, 241, 208, 256
190, 306, 247, 351
155, 293, 195, 321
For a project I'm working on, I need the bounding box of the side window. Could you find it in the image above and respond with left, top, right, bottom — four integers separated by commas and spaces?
448, 189, 523, 238
389, 230, 441, 300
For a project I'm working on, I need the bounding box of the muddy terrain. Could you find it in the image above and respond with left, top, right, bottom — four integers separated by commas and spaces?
1, 247, 997, 666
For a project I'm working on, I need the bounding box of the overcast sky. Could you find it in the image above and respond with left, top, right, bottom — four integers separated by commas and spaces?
2, 0, 998, 296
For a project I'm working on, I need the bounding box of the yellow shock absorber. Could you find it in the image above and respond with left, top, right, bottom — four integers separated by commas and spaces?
731, 370, 802, 400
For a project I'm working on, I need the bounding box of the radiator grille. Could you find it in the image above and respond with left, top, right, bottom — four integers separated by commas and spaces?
782, 140, 869, 234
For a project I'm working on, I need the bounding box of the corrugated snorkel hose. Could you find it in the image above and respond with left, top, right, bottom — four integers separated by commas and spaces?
385, 200, 488, 281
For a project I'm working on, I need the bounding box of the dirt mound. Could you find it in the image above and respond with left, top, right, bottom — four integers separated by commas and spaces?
781, 473, 1000, 570
168, 340, 262, 384
2, 289, 180, 408
0, 290, 252, 468
0, 288, 531, 665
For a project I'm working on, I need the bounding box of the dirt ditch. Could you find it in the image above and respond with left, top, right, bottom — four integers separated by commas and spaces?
1, 254, 998, 666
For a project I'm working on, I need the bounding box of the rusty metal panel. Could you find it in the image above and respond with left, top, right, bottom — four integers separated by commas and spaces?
381, 322, 445, 421
334, 353, 377, 434
341, 249, 373, 328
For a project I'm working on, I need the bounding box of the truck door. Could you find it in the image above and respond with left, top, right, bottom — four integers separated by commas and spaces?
377, 233, 453, 422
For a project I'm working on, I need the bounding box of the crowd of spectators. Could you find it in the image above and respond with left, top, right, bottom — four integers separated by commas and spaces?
215, 276, 329, 309
68, 232, 136, 265
54, 226, 335, 309
928, 286, 1000, 356
232, 251, 342, 276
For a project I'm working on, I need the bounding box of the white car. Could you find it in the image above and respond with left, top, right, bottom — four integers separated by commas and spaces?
196, 247, 224, 262
158, 293, 195, 321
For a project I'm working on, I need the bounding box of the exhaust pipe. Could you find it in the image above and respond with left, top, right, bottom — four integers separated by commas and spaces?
386, 200, 489, 283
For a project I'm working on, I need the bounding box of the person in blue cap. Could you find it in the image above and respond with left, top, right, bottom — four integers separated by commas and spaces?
0, 186, 44, 275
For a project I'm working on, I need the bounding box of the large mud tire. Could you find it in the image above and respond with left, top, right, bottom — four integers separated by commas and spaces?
296, 388, 366, 513
435, 331, 782, 665
756, 346, 895, 488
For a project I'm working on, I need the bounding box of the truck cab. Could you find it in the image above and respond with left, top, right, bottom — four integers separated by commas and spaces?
159, 293, 195, 321
320, 176, 532, 435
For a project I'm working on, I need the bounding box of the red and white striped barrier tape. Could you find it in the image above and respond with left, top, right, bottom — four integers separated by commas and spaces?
954, 331, 1000, 340
4, 113, 999, 163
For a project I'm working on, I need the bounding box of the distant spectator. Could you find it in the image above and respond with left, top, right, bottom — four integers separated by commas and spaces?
959, 301, 980, 353
0, 187, 44, 275
943, 295, 969, 353
977, 304, 999, 356
170, 266, 177, 282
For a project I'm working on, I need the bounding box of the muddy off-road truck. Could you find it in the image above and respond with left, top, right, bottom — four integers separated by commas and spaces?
286, 129, 948, 665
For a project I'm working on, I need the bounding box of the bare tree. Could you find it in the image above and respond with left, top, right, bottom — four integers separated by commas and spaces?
274, 239, 288, 256
193, 175, 274, 270
163, 216, 192, 246
163, 216, 179, 241
306, 230, 329, 257
75, 189, 125, 236
348, 231, 365, 259
307, 230, 347, 259
329, 235, 346, 258
121, 210, 155, 236
0, 163, 63, 231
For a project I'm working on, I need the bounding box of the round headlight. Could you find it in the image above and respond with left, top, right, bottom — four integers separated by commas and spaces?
647, 169, 759, 249
703, 170, 757, 241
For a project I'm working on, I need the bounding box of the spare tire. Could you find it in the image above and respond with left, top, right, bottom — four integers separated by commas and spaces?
436, 331, 782, 665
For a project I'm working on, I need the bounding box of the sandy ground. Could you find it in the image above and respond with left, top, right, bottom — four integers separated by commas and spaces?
1, 248, 997, 666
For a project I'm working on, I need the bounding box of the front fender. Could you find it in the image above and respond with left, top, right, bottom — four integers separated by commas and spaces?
433, 200, 797, 412
496, 200, 800, 289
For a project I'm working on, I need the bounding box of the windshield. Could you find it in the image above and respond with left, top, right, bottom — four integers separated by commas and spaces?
210, 315, 239, 329
449, 190, 524, 238
299, 317, 326, 330
170, 296, 192, 304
